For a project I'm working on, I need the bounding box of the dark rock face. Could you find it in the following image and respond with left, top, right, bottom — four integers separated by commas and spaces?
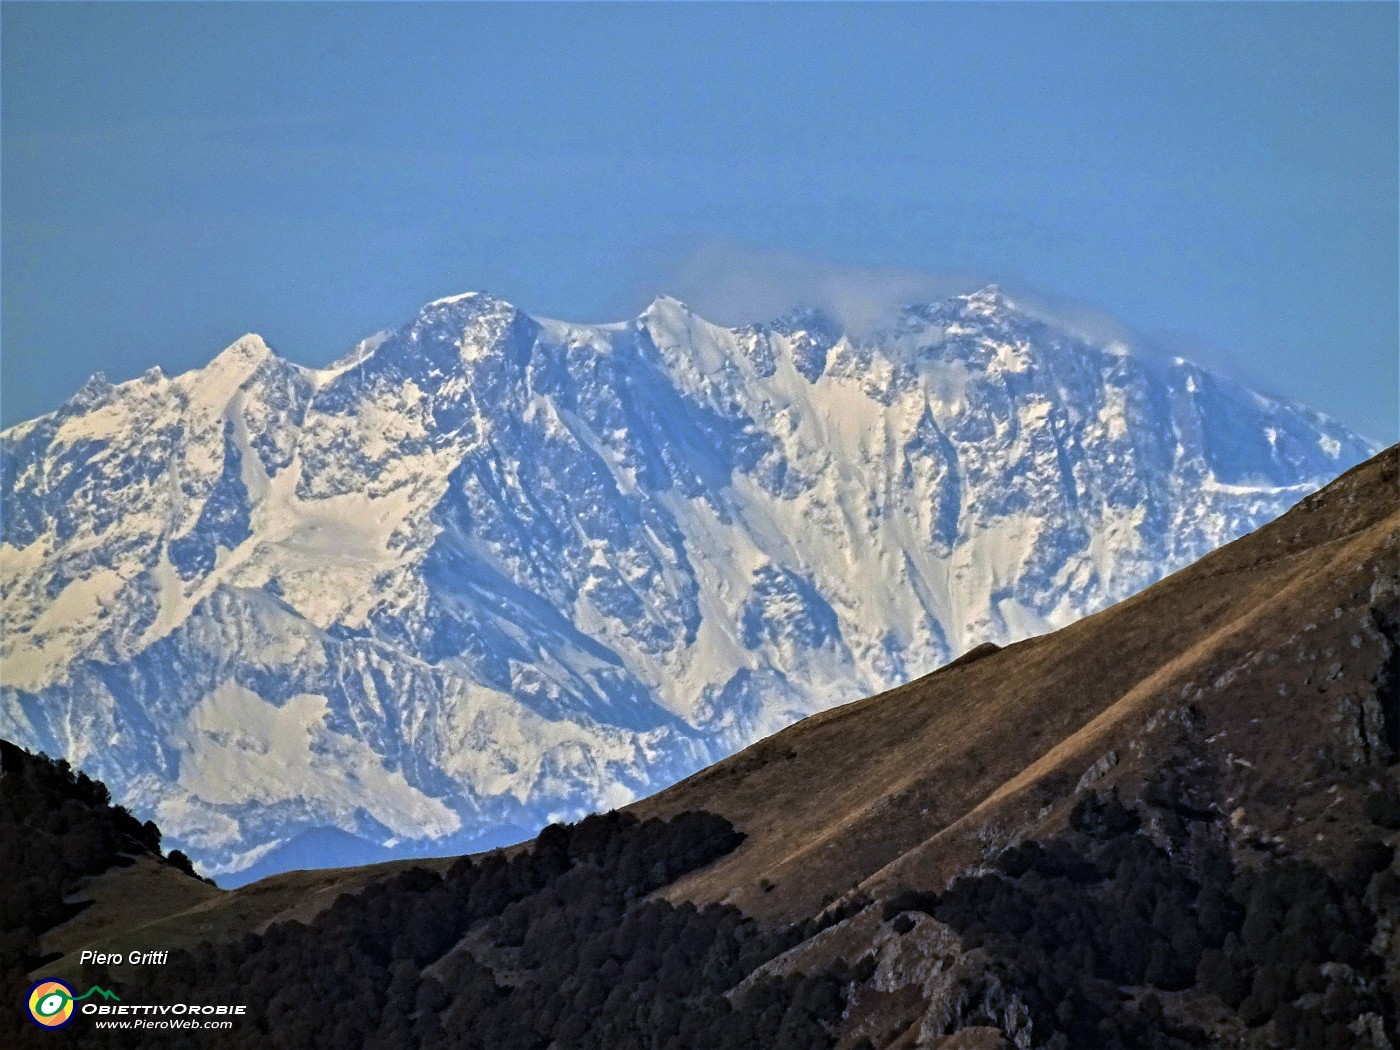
865, 787, 1396, 1050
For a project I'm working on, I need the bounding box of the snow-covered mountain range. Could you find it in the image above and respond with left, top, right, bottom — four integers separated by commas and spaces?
0, 286, 1377, 880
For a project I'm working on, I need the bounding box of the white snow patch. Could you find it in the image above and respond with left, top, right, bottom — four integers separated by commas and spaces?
171, 682, 460, 840
1098, 387, 1130, 440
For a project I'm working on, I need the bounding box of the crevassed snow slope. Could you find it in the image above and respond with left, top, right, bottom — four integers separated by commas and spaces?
0, 286, 1377, 877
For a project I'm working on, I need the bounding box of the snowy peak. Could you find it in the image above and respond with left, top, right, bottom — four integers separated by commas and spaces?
208, 332, 275, 370
742, 304, 843, 344
638, 294, 717, 346
641, 293, 693, 316
0, 287, 1379, 880
63, 371, 117, 412
409, 291, 526, 339
955, 282, 1014, 313
415, 289, 519, 320
422, 290, 491, 310
381, 290, 529, 368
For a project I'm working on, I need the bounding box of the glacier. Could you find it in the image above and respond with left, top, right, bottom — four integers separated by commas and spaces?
0, 286, 1378, 881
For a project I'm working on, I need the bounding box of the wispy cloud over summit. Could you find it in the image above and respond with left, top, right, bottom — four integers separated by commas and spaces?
665, 243, 986, 334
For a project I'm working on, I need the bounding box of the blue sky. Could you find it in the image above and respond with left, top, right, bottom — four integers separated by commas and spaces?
3, 2, 1396, 439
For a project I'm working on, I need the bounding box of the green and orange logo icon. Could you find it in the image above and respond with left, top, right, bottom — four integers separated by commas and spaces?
27, 980, 75, 1029
26, 980, 120, 1029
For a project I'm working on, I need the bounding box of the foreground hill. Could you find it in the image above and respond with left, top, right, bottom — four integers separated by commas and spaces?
634, 442, 1399, 922
0, 742, 216, 986
6, 446, 1397, 1049
1, 287, 1376, 879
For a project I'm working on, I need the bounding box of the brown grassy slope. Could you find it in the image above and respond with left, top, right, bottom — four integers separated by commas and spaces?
40, 856, 219, 976
36, 853, 453, 980
636, 446, 1399, 919
35, 446, 1397, 962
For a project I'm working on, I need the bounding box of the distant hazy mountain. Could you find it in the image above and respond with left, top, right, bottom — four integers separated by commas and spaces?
0, 286, 1376, 879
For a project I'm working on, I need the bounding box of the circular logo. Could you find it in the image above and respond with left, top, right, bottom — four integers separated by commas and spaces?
27, 980, 75, 1029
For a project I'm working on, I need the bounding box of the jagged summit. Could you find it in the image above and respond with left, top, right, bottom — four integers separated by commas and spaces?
62, 371, 115, 410
415, 289, 521, 320
205, 333, 277, 375
642, 293, 692, 313
0, 288, 1379, 879
957, 282, 1011, 306
423, 290, 489, 309
738, 303, 843, 341
638, 293, 701, 333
